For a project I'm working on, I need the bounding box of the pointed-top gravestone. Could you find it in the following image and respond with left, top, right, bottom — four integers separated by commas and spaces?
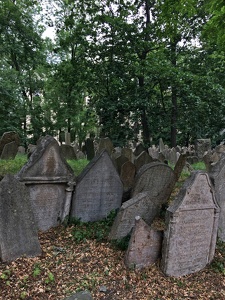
209, 152, 225, 241
161, 171, 219, 277
124, 216, 163, 269
17, 135, 74, 181
132, 162, 176, 205
134, 151, 154, 172
96, 137, 114, 156
17, 135, 75, 231
70, 150, 123, 222
0, 175, 41, 262
133, 143, 146, 157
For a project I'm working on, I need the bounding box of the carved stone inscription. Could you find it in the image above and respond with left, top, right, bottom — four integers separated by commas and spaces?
28, 183, 66, 231
71, 150, 123, 222
161, 172, 219, 277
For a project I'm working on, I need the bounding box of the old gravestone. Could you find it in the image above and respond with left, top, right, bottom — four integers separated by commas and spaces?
124, 216, 163, 269
0, 175, 41, 262
70, 150, 123, 222
195, 139, 211, 159
17, 135, 75, 231
134, 151, 154, 172
96, 137, 114, 156
0, 131, 20, 159
120, 161, 136, 192
1, 141, 18, 160
115, 154, 129, 175
108, 192, 162, 240
132, 162, 176, 203
60, 144, 77, 160
161, 171, 219, 277
85, 138, 95, 161
209, 152, 225, 241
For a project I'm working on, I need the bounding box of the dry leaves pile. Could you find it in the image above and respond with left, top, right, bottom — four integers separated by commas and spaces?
0, 224, 225, 300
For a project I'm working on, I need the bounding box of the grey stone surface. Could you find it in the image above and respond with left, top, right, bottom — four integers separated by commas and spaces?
133, 143, 146, 157
115, 155, 129, 174
120, 161, 136, 192
96, 137, 114, 155
71, 150, 123, 222
132, 162, 176, 205
60, 144, 77, 160
209, 153, 225, 241
134, 151, 154, 172
0, 175, 41, 262
0, 131, 20, 157
108, 192, 161, 240
124, 216, 163, 269
17, 135, 75, 231
121, 147, 133, 162
161, 171, 219, 277
64, 291, 93, 300
1, 141, 18, 160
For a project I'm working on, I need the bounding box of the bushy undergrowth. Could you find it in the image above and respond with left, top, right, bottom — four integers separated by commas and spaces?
67, 159, 89, 176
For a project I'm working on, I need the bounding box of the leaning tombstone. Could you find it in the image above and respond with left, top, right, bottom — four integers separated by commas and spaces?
108, 192, 162, 240
209, 152, 225, 241
133, 143, 146, 157
120, 161, 136, 192
60, 144, 77, 160
159, 138, 165, 152
161, 171, 219, 277
0, 131, 20, 158
132, 162, 176, 204
124, 216, 163, 269
70, 150, 123, 222
1, 141, 18, 160
0, 174, 41, 262
17, 135, 75, 231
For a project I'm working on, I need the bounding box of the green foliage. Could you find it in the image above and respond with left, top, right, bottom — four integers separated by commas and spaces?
32, 264, 42, 277
67, 159, 89, 176
0, 154, 27, 177
211, 240, 225, 275
70, 210, 117, 243
192, 162, 206, 170
45, 272, 55, 284
111, 235, 131, 251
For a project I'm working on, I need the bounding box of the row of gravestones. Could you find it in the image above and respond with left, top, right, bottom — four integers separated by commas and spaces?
0, 135, 223, 279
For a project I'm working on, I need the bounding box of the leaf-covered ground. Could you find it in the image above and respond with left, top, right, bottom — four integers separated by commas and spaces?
0, 224, 225, 300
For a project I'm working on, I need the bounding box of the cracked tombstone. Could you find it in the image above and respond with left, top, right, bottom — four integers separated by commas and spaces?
161, 171, 219, 277
0, 175, 41, 262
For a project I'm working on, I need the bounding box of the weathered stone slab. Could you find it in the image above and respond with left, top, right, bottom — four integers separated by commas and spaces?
60, 144, 77, 160
96, 137, 114, 155
124, 216, 163, 269
17, 135, 75, 231
209, 153, 225, 241
161, 171, 219, 277
108, 192, 161, 240
115, 155, 129, 174
120, 161, 136, 191
132, 162, 176, 204
133, 143, 146, 157
0, 175, 41, 262
134, 151, 154, 172
0, 131, 20, 157
121, 147, 133, 162
71, 150, 123, 222
64, 291, 93, 300
195, 139, 211, 159
1, 141, 18, 160
85, 138, 95, 161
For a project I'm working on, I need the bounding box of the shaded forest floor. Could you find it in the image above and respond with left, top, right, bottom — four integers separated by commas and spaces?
0, 223, 225, 300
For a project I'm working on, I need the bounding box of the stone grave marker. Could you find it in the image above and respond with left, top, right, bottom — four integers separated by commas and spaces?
0, 131, 20, 158
133, 143, 146, 157
108, 192, 161, 240
195, 138, 211, 159
0, 174, 41, 262
96, 137, 114, 156
70, 150, 123, 222
1, 141, 18, 160
115, 154, 129, 174
209, 152, 225, 241
121, 147, 133, 162
148, 145, 159, 160
60, 144, 77, 160
159, 138, 165, 152
17, 135, 75, 231
120, 161, 136, 192
85, 138, 95, 160
124, 216, 163, 269
134, 151, 154, 172
132, 162, 176, 204
161, 171, 219, 277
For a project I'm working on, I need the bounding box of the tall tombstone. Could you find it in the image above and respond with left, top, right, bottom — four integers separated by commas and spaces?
17, 135, 75, 231
0, 131, 20, 158
108, 192, 161, 240
161, 171, 219, 277
85, 138, 95, 161
115, 155, 129, 175
120, 161, 136, 192
70, 150, 123, 222
0, 175, 41, 262
1, 141, 18, 160
132, 162, 176, 205
209, 152, 225, 241
96, 137, 114, 156
121, 147, 133, 163
195, 139, 211, 159
124, 216, 163, 269
159, 138, 165, 152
